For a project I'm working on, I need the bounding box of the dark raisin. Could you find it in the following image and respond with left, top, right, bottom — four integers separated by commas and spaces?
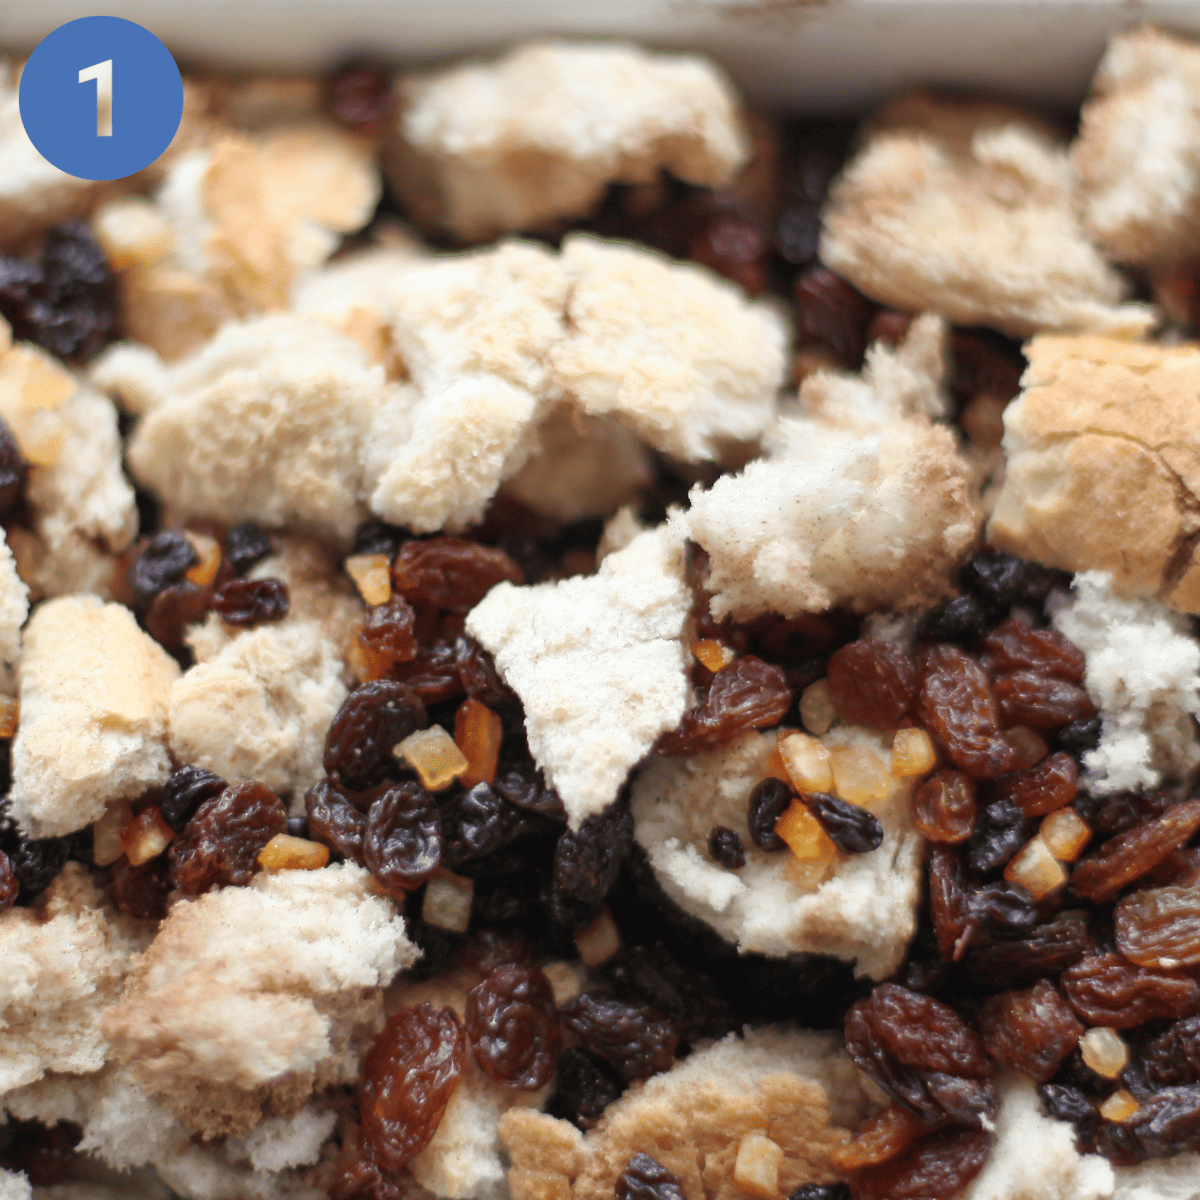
10, 836, 69, 900
614, 1152, 687, 1200
915, 595, 992, 646
547, 800, 633, 928
324, 680, 427, 790
708, 825, 746, 869
688, 208, 769, 296
388, 639, 463, 705
1136, 1016, 1200, 1089
918, 645, 1015, 779
960, 545, 1061, 615
392, 537, 523, 615
306, 779, 368, 864
979, 980, 1083, 1082
747, 777, 794, 851
790, 1186, 851, 1200
0, 850, 17, 912
465, 964, 561, 1090
1061, 952, 1200, 1028
826, 640, 916, 731
805, 792, 884, 854
966, 880, 1039, 940
982, 619, 1085, 683
547, 1047, 623, 1130
361, 596, 418, 663
493, 755, 569, 821
222, 521, 273, 575
159, 764, 227, 832
968, 798, 1030, 874
912, 771, 976, 844
360, 1004, 468, 1170
560, 993, 678, 1082
287, 816, 308, 839
775, 122, 853, 266
1071, 798, 1200, 903
950, 331, 1024, 404
1100, 1084, 1200, 1161
127, 532, 198, 605
144, 581, 210, 651
994, 752, 1078, 818
325, 61, 395, 130
440, 782, 553, 876
1091, 789, 1176, 839
168, 782, 285, 895
0, 418, 28, 518
1039, 1083, 1097, 1150
961, 909, 1092, 987
0, 1117, 84, 1187
793, 266, 872, 368
1056, 715, 1103, 757
107, 855, 171, 920
353, 520, 408, 560
211, 578, 290, 626
455, 638, 511, 708
929, 847, 970, 960
843, 984, 995, 1125
363, 782, 441, 898
994, 673, 1096, 731
852, 1125, 992, 1200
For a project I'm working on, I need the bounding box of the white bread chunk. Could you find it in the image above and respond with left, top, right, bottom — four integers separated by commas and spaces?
168, 618, 347, 800
0, 529, 29, 673
467, 524, 692, 829
632, 725, 923, 979
226, 1104, 338, 1173
1053, 571, 1200, 795
127, 314, 395, 542
388, 41, 748, 242
9, 596, 179, 838
989, 336, 1200, 611
684, 316, 978, 619
0, 1170, 28, 1200
962, 1075, 1113, 1200
500, 1027, 871, 1200
1113, 1154, 1200, 1200
820, 91, 1137, 337
88, 343, 172, 417
0, 865, 146, 1099
1073, 26, 1200, 269
102, 863, 415, 1139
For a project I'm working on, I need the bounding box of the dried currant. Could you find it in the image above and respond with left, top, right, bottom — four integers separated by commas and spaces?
107, 855, 171, 920
561, 993, 678, 1082
547, 800, 633, 928
805, 793, 884, 854
363, 782, 441, 897
968, 798, 1030, 874
826, 640, 916, 731
915, 595, 992, 646
127, 531, 197, 604
388, 639, 463, 705
392, 537, 523, 615
657, 656, 791, 755
441, 782, 552, 876
168, 781, 286, 895
360, 1004, 468, 1170
1099, 1085, 1200, 1161
324, 680, 427, 790
144, 581, 210, 651
1039, 1083, 1097, 1150
994, 752, 1078, 818
708, 825, 746, 869
224, 522, 273, 575
306, 779, 368, 864
912, 771, 976, 844
961, 909, 1091, 987
960, 545, 1061, 615
851, 1125, 991, 1200
0, 418, 28, 518
159, 764, 227, 832
465, 964, 561, 1090
748, 777, 794, 851
1136, 1016, 1200, 1089
917, 645, 1014, 779
361, 596, 418, 663
994, 673, 1095, 731
211, 578, 290, 626
1061, 952, 1200, 1028
9, 836, 69, 900
547, 1046, 623, 1130
688, 207, 769, 296
614, 1152, 686, 1200
966, 881, 1039, 940
982, 619, 1086, 683
493, 755, 568, 821
978, 980, 1083, 1082
1056, 715, 1103, 758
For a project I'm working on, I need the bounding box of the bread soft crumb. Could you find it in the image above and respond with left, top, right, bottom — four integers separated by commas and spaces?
169, 618, 348, 801
1073, 26, 1200, 270
501, 1027, 872, 1200
1052, 570, 1200, 795
988, 335, 1200, 611
0, 865, 145, 1100
632, 725, 923, 979
820, 90, 1140, 337
0, 529, 29, 675
102, 863, 414, 1139
0, 1169, 28, 1200
684, 316, 979, 620
226, 1104, 339, 1173
1112, 1153, 1200, 1200
9, 596, 178, 838
466, 524, 692, 830
387, 41, 748, 242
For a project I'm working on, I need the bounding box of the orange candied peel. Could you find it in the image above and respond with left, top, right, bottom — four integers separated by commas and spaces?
799, 679, 835, 735
1004, 835, 1067, 900
775, 799, 837, 863
257, 833, 330, 871
777, 731, 834, 794
120, 806, 174, 866
455, 698, 503, 788
574, 908, 621, 967
396, 725, 468, 791
1080, 1027, 1128, 1080
345, 553, 392, 606
829, 744, 891, 807
691, 639, 735, 672
184, 531, 222, 587
891, 727, 936, 778
348, 634, 394, 683
0, 696, 18, 739
1041, 807, 1092, 862
1099, 1089, 1140, 1123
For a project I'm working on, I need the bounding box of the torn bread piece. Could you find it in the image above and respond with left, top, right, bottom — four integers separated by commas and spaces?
684, 316, 979, 620
387, 41, 748, 243
9, 596, 179, 838
632, 725, 923, 979
820, 90, 1141, 338
500, 1027, 872, 1200
0, 529, 29, 677
989, 334, 1200, 611
102, 863, 414, 1140
467, 524, 692, 830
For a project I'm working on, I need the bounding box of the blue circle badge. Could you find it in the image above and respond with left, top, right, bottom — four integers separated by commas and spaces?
19, 16, 184, 182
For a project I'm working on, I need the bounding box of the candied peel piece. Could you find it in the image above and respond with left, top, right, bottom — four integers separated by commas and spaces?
397, 725, 469, 791
1079, 1026, 1128, 1080
1004, 836, 1068, 900
119, 805, 174, 866
777, 731, 834, 793
891, 728, 935, 779
455, 697, 503, 788
256, 832, 330, 870
775, 799, 837, 863
1040, 807, 1091, 862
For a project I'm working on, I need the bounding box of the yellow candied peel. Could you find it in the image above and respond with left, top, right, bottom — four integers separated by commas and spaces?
396, 725, 469, 791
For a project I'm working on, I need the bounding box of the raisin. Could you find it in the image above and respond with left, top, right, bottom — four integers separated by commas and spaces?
168, 782, 286, 895
929, 848, 971, 960
1061, 952, 1200, 1028
1115, 885, 1200, 970
982, 619, 1086, 683
831, 1103, 925, 1171
961, 909, 1091, 987
0, 1118, 83, 1187
826, 640, 916, 731
994, 673, 1095, 731
326, 61, 395, 130
0, 850, 17, 912
211, 578, 290, 626
1039, 1083, 1097, 1150
127, 532, 198, 604
361, 596, 418, 663
455, 638, 511, 708
966, 880, 1039, 940
364, 782, 441, 898
994, 752, 1078, 818
388, 639, 463, 705
790, 1187, 850, 1200
287, 816, 309, 839
917, 645, 1014, 779
979, 980, 1083, 1082
494, 755, 568, 821
107, 855, 171, 920
657, 656, 791, 755
805, 792, 884, 854
913, 771, 976, 844
144, 581, 210, 651
159, 764, 227, 832
324, 680, 427, 790
915, 595, 992, 646
223, 522, 273, 575
461, 930, 535, 975
548, 1047, 623, 1130
360, 1004, 468, 1171
614, 1152, 687, 1200
950, 331, 1024, 404
560, 993, 678, 1082
851, 1125, 991, 1200
748, 777, 794, 851
688, 207, 769, 296
960, 546, 1061, 615
9, 836, 68, 900
392, 538, 523, 615
465, 964, 561, 1090
968, 798, 1030, 874
1136, 1016, 1200, 1089
708, 825, 746, 869
775, 123, 853, 266
1072, 798, 1200, 903
1100, 1085, 1200, 1161
1056, 715, 1103, 758
306, 780, 368, 864
353, 520, 408, 561
0, 418, 28, 518
793, 266, 872, 368
547, 800, 633, 928
1092, 789, 1176, 839
843, 984, 995, 1125
441, 782, 553, 876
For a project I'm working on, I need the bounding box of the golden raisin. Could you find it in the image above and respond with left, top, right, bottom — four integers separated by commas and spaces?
826, 640, 917, 731
912, 770, 976, 844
